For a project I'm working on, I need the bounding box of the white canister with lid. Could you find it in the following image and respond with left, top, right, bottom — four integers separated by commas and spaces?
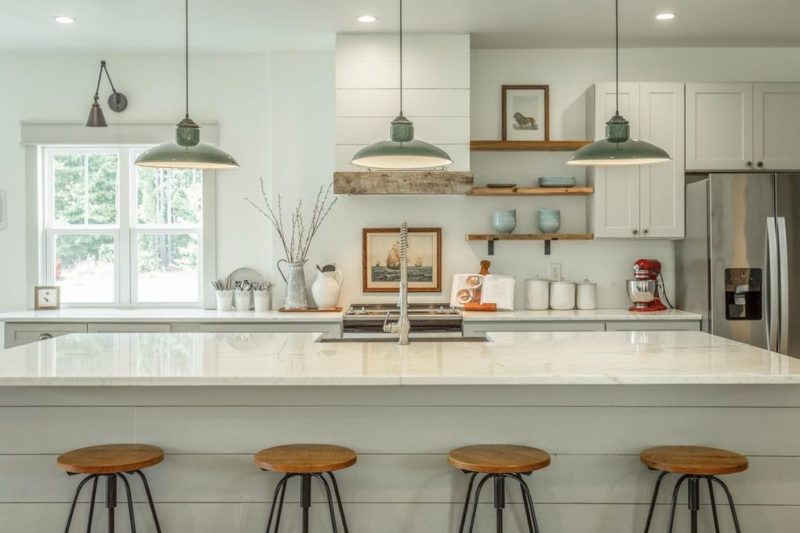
525, 278, 550, 310
549, 280, 576, 310
576, 279, 597, 310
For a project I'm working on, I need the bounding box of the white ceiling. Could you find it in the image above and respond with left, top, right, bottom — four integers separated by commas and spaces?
2, 0, 800, 52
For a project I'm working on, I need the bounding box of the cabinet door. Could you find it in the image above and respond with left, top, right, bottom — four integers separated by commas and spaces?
639, 83, 685, 238
754, 83, 800, 170
591, 83, 641, 238
5, 323, 87, 348
686, 83, 753, 170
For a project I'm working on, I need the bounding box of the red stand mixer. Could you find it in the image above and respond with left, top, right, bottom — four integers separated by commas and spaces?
627, 259, 669, 312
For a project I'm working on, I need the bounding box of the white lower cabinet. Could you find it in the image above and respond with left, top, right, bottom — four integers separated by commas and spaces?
463, 320, 699, 337
5, 323, 87, 347
588, 83, 685, 239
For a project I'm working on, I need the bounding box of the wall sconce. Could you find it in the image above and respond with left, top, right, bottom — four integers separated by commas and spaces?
86, 60, 128, 127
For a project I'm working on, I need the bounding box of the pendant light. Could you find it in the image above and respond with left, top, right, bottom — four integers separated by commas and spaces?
135, 0, 239, 170
86, 61, 128, 128
567, 0, 670, 166
350, 0, 453, 170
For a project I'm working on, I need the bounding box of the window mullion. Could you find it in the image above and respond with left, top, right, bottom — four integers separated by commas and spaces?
118, 148, 131, 305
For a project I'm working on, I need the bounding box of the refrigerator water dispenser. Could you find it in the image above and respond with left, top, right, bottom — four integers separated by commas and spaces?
724, 268, 762, 320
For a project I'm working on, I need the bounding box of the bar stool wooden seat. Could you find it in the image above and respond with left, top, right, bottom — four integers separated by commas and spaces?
449, 445, 551, 533
255, 444, 356, 533
58, 444, 163, 532
641, 445, 748, 533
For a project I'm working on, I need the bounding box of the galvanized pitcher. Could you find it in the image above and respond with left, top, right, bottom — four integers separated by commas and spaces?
277, 260, 309, 310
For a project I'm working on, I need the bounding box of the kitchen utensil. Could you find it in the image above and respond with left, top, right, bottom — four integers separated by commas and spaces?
215, 290, 234, 311
312, 269, 343, 310
538, 177, 576, 188
277, 260, 309, 310
493, 209, 517, 234
628, 259, 667, 312
526, 278, 550, 310
550, 280, 576, 310
537, 209, 561, 233
576, 279, 597, 310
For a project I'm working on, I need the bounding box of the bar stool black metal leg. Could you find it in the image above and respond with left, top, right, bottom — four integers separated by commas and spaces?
327, 472, 350, 533
86, 475, 99, 533
707, 477, 721, 533
314, 473, 339, 533
711, 476, 743, 533
458, 472, 479, 533
300, 474, 312, 533
274, 473, 294, 532
468, 474, 492, 533
666, 474, 690, 533
117, 473, 136, 533
687, 477, 700, 533
106, 474, 117, 533
644, 471, 668, 533
494, 475, 505, 533
509, 473, 538, 533
265, 474, 291, 533
64, 474, 97, 533
132, 470, 162, 533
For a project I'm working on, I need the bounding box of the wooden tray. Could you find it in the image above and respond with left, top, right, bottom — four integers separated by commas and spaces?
279, 307, 343, 313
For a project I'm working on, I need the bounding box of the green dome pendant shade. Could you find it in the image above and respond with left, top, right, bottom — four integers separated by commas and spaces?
134, 0, 239, 170
350, 0, 453, 171
567, 0, 670, 167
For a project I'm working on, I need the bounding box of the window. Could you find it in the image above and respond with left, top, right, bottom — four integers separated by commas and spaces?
42, 146, 204, 305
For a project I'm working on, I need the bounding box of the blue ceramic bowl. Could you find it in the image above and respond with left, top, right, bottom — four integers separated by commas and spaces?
493, 209, 517, 234
538, 209, 561, 233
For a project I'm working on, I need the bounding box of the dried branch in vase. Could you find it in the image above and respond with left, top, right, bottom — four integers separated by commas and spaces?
245, 177, 337, 264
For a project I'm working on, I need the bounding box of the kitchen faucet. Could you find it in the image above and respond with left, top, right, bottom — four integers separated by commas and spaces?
383, 221, 411, 345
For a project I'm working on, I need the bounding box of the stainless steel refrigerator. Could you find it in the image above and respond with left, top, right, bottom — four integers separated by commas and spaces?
676, 173, 800, 356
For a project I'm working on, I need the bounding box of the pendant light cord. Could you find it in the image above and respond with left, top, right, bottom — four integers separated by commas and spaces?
615, 0, 619, 115
185, 0, 190, 119
399, 0, 403, 115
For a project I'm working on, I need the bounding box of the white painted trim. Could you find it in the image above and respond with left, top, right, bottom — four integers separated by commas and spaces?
202, 171, 217, 308
19, 122, 219, 146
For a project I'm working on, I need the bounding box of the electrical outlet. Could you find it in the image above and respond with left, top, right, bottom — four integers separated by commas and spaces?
549, 262, 562, 280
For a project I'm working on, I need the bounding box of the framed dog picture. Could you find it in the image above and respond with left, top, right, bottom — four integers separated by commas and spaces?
362, 227, 442, 293
502, 85, 550, 141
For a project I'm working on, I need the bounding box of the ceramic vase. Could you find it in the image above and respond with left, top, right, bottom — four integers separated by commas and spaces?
493, 209, 517, 234
312, 270, 343, 310
277, 260, 309, 310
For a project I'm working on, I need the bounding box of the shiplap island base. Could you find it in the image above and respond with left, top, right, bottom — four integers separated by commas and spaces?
0, 331, 798, 532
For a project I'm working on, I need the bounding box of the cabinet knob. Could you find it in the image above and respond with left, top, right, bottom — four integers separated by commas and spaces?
643, 229, 649, 235
632, 229, 639, 236
757, 161, 764, 168
746, 161, 753, 167
38, 333, 53, 341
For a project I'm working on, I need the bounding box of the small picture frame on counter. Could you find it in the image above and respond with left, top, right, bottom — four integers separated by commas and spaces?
34, 286, 60, 310
362, 227, 442, 293
502, 84, 550, 141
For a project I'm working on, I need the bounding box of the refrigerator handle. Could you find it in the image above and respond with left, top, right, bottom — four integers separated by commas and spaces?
778, 217, 789, 354
767, 217, 779, 351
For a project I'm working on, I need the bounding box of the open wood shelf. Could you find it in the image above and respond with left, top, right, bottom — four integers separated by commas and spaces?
469, 186, 593, 196
333, 171, 473, 195
466, 233, 594, 256
470, 140, 591, 152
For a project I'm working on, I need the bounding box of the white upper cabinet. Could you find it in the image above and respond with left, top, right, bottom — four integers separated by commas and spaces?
754, 83, 800, 170
588, 83, 684, 239
686, 83, 753, 171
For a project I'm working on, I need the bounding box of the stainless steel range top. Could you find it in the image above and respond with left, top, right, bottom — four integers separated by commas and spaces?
343, 303, 462, 335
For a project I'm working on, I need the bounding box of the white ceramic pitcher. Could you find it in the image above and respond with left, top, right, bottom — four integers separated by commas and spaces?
311, 270, 343, 310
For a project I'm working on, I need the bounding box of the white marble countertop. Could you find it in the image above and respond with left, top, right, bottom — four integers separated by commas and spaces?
461, 309, 702, 321
0, 330, 796, 386
0, 308, 700, 323
0, 308, 343, 323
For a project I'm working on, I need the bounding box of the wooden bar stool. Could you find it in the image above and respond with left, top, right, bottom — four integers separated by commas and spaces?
57, 443, 163, 533
641, 445, 748, 533
254, 443, 356, 533
449, 444, 551, 533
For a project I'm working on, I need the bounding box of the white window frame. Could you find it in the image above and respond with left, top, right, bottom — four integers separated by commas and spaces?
33, 144, 215, 308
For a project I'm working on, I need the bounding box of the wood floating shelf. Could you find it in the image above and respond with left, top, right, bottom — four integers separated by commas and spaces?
333, 171, 473, 195
469, 187, 593, 197
466, 233, 594, 256
470, 140, 592, 152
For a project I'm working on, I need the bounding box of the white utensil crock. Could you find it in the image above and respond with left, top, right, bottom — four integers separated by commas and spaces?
234, 289, 252, 312
215, 290, 234, 311
253, 290, 272, 312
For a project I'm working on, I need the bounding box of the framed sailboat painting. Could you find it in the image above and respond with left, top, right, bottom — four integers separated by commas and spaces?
362, 227, 442, 292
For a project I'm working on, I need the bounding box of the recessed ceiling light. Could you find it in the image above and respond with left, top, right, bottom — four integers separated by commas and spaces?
358, 15, 377, 23
655, 12, 676, 21
54, 15, 75, 24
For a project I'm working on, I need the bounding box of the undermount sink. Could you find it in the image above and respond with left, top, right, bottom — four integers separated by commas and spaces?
316, 336, 489, 343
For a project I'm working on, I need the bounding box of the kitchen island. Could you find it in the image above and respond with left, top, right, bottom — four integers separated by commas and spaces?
0, 330, 797, 532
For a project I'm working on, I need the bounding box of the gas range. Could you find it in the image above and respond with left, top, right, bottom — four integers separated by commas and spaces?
343, 303, 463, 336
